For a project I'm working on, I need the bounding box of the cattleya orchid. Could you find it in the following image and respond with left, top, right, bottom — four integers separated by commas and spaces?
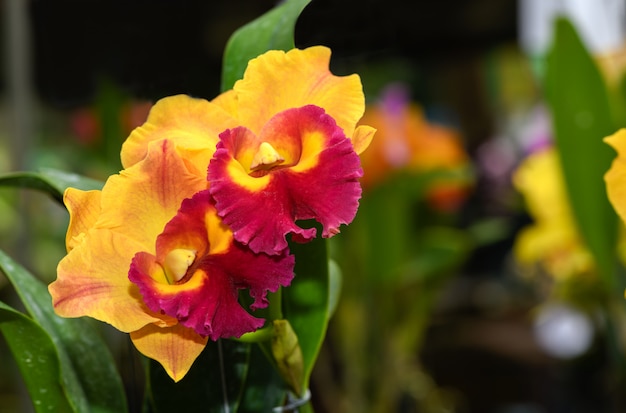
51, 140, 294, 381
209, 104, 365, 254
49, 46, 374, 381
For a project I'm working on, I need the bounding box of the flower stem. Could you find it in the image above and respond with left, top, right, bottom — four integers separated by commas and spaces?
217, 339, 230, 413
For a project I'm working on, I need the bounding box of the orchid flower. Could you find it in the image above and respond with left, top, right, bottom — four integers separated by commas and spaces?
49, 46, 373, 381
50, 140, 293, 381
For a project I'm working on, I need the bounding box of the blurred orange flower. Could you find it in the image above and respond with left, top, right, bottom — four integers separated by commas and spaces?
358, 85, 471, 210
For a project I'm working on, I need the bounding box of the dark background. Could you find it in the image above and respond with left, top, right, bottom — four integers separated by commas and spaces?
23, 0, 517, 151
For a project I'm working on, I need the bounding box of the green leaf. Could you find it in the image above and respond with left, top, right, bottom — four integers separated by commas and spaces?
283, 230, 330, 395
238, 343, 287, 413
0, 249, 127, 413
146, 339, 249, 413
221, 0, 311, 91
609, 70, 626, 128
545, 18, 620, 290
0, 301, 72, 413
0, 168, 104, 203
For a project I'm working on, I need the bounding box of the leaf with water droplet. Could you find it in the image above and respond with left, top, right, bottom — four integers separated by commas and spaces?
0, 300, 72, 412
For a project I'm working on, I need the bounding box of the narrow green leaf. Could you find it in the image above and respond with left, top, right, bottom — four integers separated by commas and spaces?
0, 249, 127, 413
0, 301, 72, 413
221, 0, 311, 91
0, 168, 104, 203
146, 339, 249, 413
283, 230, 330, 394
545, 18, 620, 289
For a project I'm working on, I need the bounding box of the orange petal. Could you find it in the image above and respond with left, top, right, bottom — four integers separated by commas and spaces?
51, 228, 174, 332
605, 129, 626, 224
96, 139, 207, 249
121, 94, 239, 175
234, 46, 365, 137
64, 188, 101, 252
130, 323, 208, 382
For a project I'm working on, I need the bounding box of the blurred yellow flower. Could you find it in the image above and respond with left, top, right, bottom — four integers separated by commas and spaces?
513, 147, 593, 279
605, 129, 626, 225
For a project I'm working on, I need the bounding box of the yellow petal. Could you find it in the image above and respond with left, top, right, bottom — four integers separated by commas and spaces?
205, 204, 233, 255
130, 323, 208, 382
64, 188, 101, 252
51, 228, 173, 332
605, 129, 626, 224
515, 224, 592, 278
512, 148, 570, 224
121, 94, 239, 174
234, 46, 365, 137
97, 139, 206, 249
351, 125, 376, 155
211, 89, 239, 119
